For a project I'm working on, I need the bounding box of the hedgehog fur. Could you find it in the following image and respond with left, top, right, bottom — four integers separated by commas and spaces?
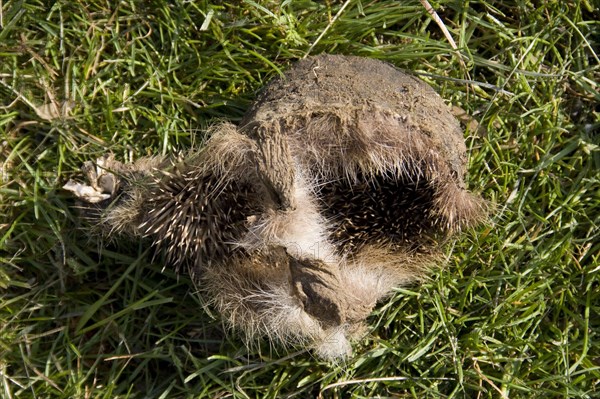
64, 54, 487, 360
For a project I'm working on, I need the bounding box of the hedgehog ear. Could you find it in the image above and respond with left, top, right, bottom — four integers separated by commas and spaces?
245, 122, 296, 211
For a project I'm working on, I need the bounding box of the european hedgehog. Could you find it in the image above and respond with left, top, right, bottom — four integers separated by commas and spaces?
64, 54, 486, 360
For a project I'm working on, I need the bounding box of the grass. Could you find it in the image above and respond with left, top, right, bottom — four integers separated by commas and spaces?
0, 0, 598, 397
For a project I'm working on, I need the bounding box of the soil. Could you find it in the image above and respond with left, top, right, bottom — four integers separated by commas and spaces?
241, 54, 480, 252
242, 54, 468, 183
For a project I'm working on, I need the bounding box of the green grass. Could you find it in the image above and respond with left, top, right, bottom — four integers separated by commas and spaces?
1, 0, 598, 397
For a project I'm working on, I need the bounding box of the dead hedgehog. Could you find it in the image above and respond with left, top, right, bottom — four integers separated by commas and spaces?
64, 54, 486, 360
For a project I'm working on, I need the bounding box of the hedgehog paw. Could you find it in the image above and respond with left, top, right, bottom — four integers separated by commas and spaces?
63, 155, 119, 203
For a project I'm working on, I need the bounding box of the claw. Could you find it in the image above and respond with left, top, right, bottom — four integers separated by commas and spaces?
81, 161, 99, 190
63, 180, 112, 203
63, 156, 119, 203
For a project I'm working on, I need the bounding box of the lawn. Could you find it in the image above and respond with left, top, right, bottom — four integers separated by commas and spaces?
1, 0, 598, 398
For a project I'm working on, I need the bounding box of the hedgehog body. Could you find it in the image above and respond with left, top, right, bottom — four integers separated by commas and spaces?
64, 54, 486, 360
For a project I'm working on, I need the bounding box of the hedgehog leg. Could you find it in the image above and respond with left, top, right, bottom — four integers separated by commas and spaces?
200, 247, 354, 360
288, 256, 356, 359
64, 154, 169, 238
63, 155, 118, 204
243, 122, 296, 211
289, 256, 347, 329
